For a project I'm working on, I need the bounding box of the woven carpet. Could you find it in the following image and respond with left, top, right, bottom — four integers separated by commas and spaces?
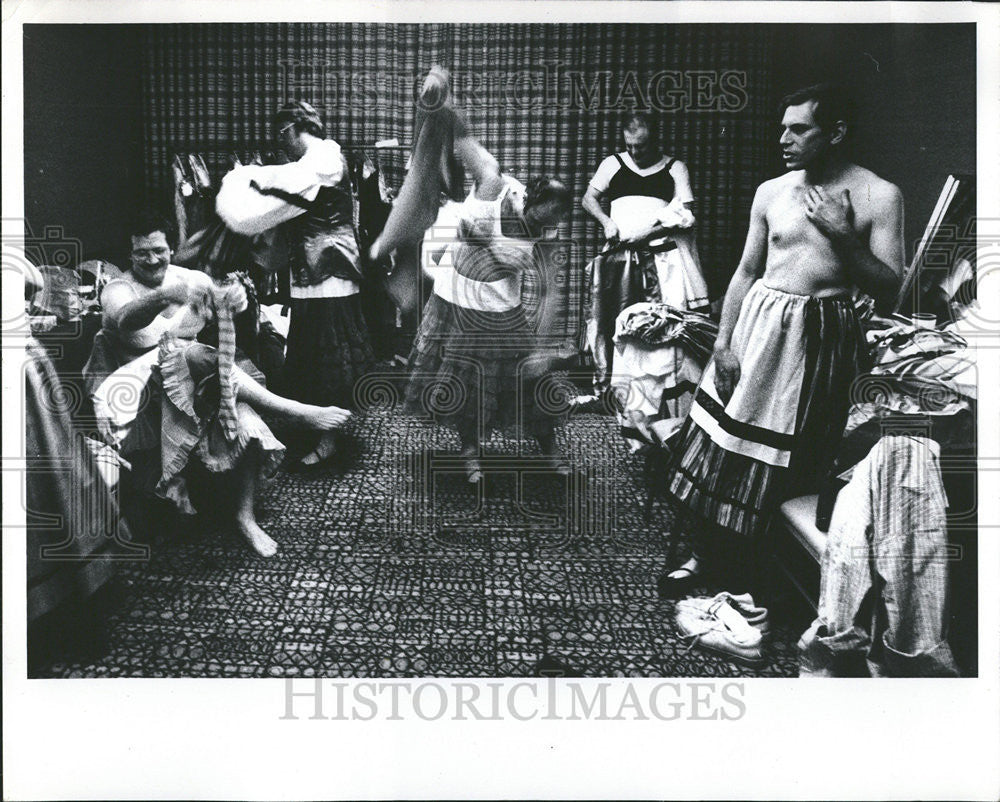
31, 406, 805, 678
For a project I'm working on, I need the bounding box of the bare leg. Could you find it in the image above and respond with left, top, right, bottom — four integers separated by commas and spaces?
232, 366, 351, 431
668, 507, 703, 578
458, 422, 482, 484
232, 445, 277, 557
667, 556, 702, 579
656, 506, 703, 598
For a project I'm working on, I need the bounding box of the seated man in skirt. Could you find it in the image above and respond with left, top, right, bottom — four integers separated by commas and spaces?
84, 213, 351, 556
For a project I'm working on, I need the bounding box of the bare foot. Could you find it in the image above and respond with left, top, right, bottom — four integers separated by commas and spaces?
236, 516, 278, 557
286, 402, 351, 431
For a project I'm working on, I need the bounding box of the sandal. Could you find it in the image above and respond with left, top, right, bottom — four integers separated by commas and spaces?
290, 445, 339, 474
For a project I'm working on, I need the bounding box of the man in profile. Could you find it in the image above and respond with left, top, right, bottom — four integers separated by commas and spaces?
659, 83, 904, 596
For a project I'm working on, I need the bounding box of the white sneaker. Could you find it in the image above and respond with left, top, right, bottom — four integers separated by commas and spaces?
676, 592, 770, 636
675, 597, 766, 668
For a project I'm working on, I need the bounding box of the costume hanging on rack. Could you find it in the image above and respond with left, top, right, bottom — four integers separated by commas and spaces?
26, 336, 134, 623
171, 154, 215, 246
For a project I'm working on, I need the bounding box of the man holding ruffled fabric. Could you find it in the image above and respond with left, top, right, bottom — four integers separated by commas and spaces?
84, 214, 350, 556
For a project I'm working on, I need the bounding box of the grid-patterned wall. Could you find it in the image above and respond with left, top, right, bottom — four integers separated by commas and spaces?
140, 23, 776, 339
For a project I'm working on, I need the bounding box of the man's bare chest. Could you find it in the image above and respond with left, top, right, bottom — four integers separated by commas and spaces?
767, 184, 872, 246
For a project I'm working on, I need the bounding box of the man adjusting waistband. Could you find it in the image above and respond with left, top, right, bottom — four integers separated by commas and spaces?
658, 83, 905, 598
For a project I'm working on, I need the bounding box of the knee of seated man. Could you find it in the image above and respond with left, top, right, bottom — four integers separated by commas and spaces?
184, 343, 220, 384
182, 343, 226, 420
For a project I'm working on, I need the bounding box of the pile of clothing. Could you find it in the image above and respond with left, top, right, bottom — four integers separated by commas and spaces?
799, 309, 978, 677
615, 302, 717, 354
848, 323, 974, 423
609, 302, 718, 452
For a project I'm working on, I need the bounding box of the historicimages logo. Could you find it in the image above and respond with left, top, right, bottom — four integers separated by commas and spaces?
281, 678, 747, 722
279, 62, 749, 114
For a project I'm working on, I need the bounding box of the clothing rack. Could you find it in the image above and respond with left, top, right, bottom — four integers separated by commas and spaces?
167, 142, 412, 155
168, 143, 413, 193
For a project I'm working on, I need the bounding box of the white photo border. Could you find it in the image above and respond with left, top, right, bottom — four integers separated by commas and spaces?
3, 2, 999, 799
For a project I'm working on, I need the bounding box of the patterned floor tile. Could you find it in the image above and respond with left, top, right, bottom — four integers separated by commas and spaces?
31, 410, 800, 678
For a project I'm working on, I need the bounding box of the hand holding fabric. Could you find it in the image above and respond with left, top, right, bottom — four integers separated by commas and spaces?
656, 196, 696, 230
371, 66, 469, 313
713, 346, 741, 404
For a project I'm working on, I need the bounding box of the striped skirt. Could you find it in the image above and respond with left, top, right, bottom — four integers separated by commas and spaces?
666, 282, 868, 538
89, 336, 285, 515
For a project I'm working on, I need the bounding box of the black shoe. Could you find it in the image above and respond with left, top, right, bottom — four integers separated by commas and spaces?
534, 655, 582, 677
657, 566, 701, 599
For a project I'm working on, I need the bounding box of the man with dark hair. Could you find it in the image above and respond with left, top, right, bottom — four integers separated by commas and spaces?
582, 111, 709, 400
659, 83, 904, 597
84, 215, 351, 556
275, 99, 326, 140
132, 211, 179, 249
218, 100, 375, 470
779, 82, 856, 136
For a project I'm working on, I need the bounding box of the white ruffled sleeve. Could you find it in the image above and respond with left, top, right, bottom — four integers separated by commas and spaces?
216, 140, 345, 236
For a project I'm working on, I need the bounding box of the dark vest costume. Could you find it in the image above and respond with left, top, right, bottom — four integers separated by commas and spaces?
280, 166, 363, 288
605, 155, 676, 203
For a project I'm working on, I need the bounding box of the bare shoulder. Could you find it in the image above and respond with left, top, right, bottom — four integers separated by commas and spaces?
754, 172, 794, 206
170, 264, 213, 288
849, 166, 902, 210
99, 276, 139, 321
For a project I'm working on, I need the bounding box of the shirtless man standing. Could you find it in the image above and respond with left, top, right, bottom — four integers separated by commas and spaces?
659, 83, 904, 596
